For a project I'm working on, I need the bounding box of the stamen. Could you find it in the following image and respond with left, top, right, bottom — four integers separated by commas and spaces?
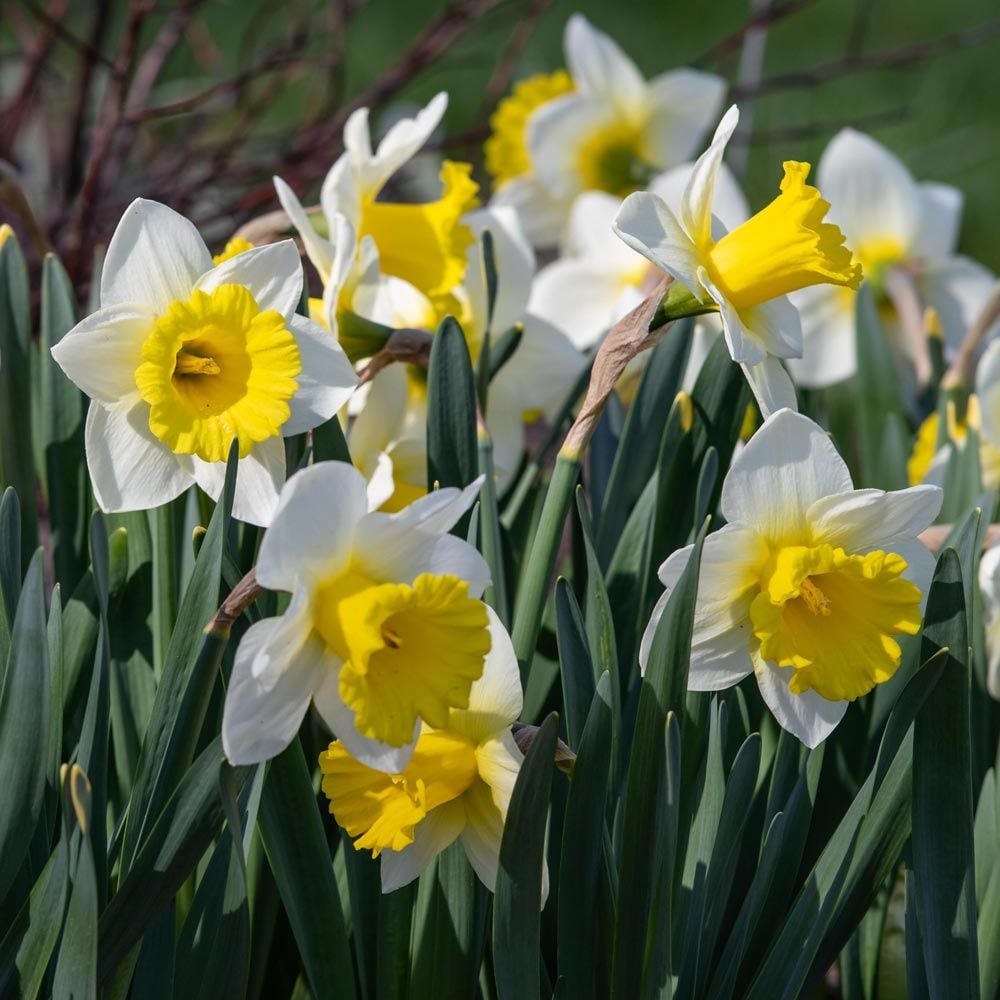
799, 577, 831, 616
174, 350, 221, 376
382, 624, 402, 649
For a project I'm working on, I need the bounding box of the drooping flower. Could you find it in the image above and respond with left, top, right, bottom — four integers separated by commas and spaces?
488, 14, 726, 247
320, 605, 532, 893
614, 106, 863, 417
222, 461, 492, 771
788, 129, 1000, 388
50, 199, 357, 525
641, 409, 941, 747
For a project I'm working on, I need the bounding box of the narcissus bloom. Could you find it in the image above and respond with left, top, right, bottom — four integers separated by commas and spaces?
789, 129, 999, 388
320, 605, 529, 893
488, 14, 725, 247
641, 409, 941, 747
222, 461, 492, 771
50, 199, 357, 525
614, 106, 863, 418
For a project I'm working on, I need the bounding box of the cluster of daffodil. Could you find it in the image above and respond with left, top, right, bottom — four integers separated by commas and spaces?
44, 12, 1000, 904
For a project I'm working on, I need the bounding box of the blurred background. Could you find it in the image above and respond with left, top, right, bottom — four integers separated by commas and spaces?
2, 0, 999, 285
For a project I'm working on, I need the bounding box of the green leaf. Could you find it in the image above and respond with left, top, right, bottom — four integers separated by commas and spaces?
427, 316, 478, 492
312, 413, 352, 464
557, 673, 613, 1000
554, 579, 596, 750
0, 550, 51, 909
39, 253, 89, 590
478, 425, 509, 625
377, 883, 415, 999
912, 547, 980, 998
595, 321, 692, 566
337, 311, 393, 364
258, 739, 356, 1000
0, 487, 21, 635
120, 449, 237, 872
98, 738, 250, 983
0, 233, 36, 559
494, 712, 559, 1000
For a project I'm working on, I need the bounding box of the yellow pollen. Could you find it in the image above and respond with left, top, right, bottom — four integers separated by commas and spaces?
212, 236, 255, 265
320, 727, 478, 857
704, 161, 863, 312
134, 284, 301, 463
485, 70, 575, 186
575, 120, 651, 198
312, 568, 491, 746
750, 542, 922, 701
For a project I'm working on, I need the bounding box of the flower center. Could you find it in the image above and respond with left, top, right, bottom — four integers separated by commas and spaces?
749, 542, 922, 701
134, 284, 301, 463
358, 160, 480, 311
484, 70, 575, 186
320, 727, 478, 856
576, 120, 652, 198
704, 161, 863, 312
312, 567, 491, 746
854, 236, 906, 290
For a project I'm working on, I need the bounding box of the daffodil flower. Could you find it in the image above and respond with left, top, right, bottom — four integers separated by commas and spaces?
320, 605, 534, 893
641, 409, 941, 747
788, 130, 999, 388
614, 106, 863, 418
978, 542, 1000, 701
50, 199, 357, 525
222, 461, 492, 771
528, 160, 749, 392
488, 14, 726, 247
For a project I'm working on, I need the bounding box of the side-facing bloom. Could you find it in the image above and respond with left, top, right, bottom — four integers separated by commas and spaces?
641, 409, 941, 747
978, 542, 1000, 701
320, 605, 528, 893
789, 129, 999, 388
489, 14, 726, 247
50, 199, 357, 525
614, 106, 863, 418
222, 461, 492, 771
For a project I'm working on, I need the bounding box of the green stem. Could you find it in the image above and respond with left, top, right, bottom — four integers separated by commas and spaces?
150, 500, 178, 676
510, 452, 581, 677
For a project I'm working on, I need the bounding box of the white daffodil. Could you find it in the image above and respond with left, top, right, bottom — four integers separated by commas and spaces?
222, 461, 492, 771
528, 160, 749, 391
788, 129, 999, 389
320, 604, 532, 894
614, 106, 863, 418
50, 199, 357, 526
641, 409, 941, 747
978, 542, 1000, 701
487, 14, 726, 247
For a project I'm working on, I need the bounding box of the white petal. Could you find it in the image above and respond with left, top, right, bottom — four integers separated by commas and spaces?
485, 387, 527, 495
564, 15, 646, 110
613, 191, 703, 296
320, 154, 362, 232
817, 129, 921, 252
528, 94, 617, 200
921, 256, 1000, 354
312, 667, 419, 772
754, 653, 847, 748
222, 618, 326, 765
979, 543, 1000, 619
680, 105, 739, 249
380, 801, 466, 892
740, 296, 803, 359
644, 70, 728, 169
194, 436, 287, 528
50, 304, 153, 404
806, 485, 942, 552
274, 175, 335, 282
364, 452, 397, 511
650, 160, 749, 233
878, 536, 937, 612
787, 285, 858, 388
460, 777, 506, 892
388, 477, 485, 534
284, 315, 358, 435
347, 364, 411, 463
564, 191, 636, 262
697, 267, 765, 363
256, 461, 369, 590
343, 107, 373, 159
979, 340, 1000, 449
196, 239, 302, 320
741, 358, 798, 421
528, 258, 639, 350
912, 182, 963, 261
490, 176, 570, 249
463, 206, 535, 335
85, 400, 192, 513
367, 92, 448, 198
722, 409, 853, 542
353, 514, 491, 598
101, 199, 212, 313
